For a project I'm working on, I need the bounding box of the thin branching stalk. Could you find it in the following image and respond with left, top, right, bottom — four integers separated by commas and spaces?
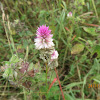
55, 68, 65, 100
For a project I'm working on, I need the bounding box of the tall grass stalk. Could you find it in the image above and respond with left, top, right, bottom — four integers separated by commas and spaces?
91, 0, 99, 20
1, 4, 13, 55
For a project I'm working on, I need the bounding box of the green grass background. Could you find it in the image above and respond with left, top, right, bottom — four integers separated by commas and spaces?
0, 0, 100, 100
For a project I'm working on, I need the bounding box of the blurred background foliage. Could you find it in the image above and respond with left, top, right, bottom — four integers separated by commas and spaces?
0, 0, 100, 99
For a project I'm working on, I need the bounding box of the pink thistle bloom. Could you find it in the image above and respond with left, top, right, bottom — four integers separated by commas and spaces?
51, 50, 59, 60
34, 25, 54, 49
67, 12, 72, 17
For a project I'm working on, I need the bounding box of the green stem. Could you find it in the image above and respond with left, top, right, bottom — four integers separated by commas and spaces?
46, 63, 48, 88
7, 15, 18, 55
24, 46, 29, 61
45, 63, 48, 100
44, 0, 49, 11
91, 0, 99, 20
23, 88, 27, 100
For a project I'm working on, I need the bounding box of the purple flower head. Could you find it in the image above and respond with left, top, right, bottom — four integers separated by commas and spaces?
37, 25, 51, 38
69, 12, 72, 15
34, 25, 54, 49
51, 50, 59, 60
67, 12, 72, 17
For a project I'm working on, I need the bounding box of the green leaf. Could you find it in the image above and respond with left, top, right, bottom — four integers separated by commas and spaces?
65, 82, 83, 90
83, 27, 97, 36
3, 68, 13, 78
69, 64, 75, 75
3, 61, 11, 65
65, 93, 75, 100
10, 54, 19, 63
28, 63, 34, 71
92, 58, 99, 70
71, 43, 84, 54
92, 45, 100, 58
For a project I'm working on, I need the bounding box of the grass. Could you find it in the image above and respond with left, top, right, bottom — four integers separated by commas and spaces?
0, 0, 100, 100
